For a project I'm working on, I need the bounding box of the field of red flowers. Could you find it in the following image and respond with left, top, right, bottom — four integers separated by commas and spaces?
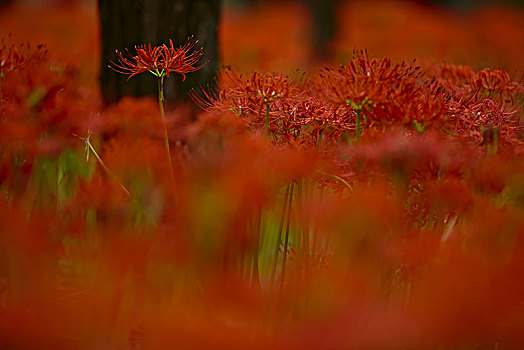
1, 0, 524, 349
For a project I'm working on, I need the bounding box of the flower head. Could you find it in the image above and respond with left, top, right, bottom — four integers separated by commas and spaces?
109, 36, 207, 80
0, 39, 47, 77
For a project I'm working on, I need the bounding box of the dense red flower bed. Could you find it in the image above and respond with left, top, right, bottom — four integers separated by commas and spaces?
0, 1, 523, 349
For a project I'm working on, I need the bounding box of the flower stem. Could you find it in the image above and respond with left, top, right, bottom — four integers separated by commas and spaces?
158, 76, 175, 181
280, 182, 294, 293
319, 172, 352, 193
265, 103, 270, 137
298, 178, 310, 287
271, 184, 291, 289
355, 111, 361, 142
83, 136, 131, 197
252, 209, 262, 288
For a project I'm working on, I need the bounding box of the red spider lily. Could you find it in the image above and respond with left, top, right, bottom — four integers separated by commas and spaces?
436, 65, 524, 103
216, 68, 299, 112
424, 64, 524, 149
446, 94, 522, 148
275, 97, 330, 144
314, 50, 451, 135
193, 68, 303, 137
0, 39, 46, 77
108, 36, 207, 80
315, 50, 422, 108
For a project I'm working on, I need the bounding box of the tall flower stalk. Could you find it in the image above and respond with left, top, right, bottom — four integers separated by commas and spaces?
156, 75, 173, 180
75, 132, 131, 198
109, 37, 207, 180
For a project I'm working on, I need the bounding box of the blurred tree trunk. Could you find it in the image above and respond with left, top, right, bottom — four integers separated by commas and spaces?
306, 0, 338, 61
225, 0, 338, 60
98, 0, 221, 107
428, 0, 486, 10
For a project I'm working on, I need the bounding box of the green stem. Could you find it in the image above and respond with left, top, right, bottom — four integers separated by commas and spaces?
265, 103, 270, 137
311, 183, 324, 265
319, 172, 352, 193
76, 134, 158, 227
56, 157, 62, 214
252, 210, 262, 288
280, 182, 294, 293
158, 76, 175, 181
355, 111, 361, 142
317, 124, 328, 148
299, 179, 310, 286
271, 184, 291, 289
85, 138, 131, 198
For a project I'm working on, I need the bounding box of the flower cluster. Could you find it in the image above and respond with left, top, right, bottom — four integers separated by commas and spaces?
314, 50, 450, 134
198, 51, 523, 149
194, 67, 303, 136
435, 65, 524, 146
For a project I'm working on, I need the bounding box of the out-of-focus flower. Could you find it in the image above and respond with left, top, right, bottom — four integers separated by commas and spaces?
193, 67, 303, 137
436, 65, 524, 148
108, 37, 207, 80
0, 39, 46, 77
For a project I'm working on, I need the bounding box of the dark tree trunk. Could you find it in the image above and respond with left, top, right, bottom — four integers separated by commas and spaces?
98, 0, 221, 107
306, 0, 338, 61
235, 0, 338, 61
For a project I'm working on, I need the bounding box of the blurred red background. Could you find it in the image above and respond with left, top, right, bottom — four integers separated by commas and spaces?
1, 0, 523, 84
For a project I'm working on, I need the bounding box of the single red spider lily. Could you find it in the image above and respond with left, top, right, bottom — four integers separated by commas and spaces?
108, 36, 207, 80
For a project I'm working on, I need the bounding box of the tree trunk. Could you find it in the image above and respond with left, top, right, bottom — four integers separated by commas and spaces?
306, 0, 338, 61
98, 0, 221, 107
